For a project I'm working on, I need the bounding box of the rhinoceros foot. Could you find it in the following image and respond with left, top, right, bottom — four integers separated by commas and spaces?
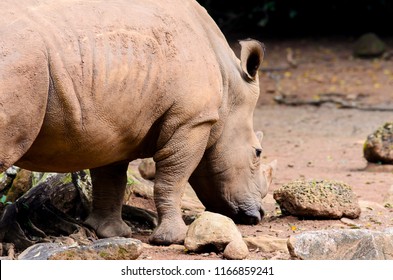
149, 220, 188, 246
85, 214, 132, 239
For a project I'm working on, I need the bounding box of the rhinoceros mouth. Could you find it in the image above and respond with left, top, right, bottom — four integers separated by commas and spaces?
234, 207, 264, 225
205, 204, 264, 225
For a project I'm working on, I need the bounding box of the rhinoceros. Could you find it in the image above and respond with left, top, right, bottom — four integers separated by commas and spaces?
0, 0, 269, 245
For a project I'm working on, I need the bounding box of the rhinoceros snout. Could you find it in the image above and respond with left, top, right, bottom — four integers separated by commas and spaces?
235, 207, 264, 225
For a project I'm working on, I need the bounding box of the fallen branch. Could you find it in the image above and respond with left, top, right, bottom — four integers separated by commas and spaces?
274, 93, 393, 111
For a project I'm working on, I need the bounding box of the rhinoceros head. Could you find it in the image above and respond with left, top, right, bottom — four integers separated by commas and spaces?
190, 39, 273, 225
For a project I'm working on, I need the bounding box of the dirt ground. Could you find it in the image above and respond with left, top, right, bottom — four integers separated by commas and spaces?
135, 38, 393, 260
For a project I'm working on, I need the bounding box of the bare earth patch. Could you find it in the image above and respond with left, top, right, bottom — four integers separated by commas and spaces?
256, 37, 393, 109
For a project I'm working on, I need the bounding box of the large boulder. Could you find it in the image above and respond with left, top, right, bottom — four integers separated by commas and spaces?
273, 179, 361, 219
138, 158, 156, 180
184, 211, 249, 260
364, 122, 393, 164
288, 228, 393, 260
353, 33, 386, 58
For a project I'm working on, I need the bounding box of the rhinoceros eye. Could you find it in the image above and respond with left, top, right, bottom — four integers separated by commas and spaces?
255, 148, 262, 158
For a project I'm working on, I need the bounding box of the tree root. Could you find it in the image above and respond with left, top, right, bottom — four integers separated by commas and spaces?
0, 170, 157, 253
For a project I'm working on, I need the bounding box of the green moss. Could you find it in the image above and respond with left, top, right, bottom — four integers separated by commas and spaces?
99, 251, 109, 259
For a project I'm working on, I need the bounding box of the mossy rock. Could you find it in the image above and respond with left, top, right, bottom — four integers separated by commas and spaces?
353, 33, 386, 58
364, 122, 393, 164
6, 169, 33, 202
273, 179, 361, 219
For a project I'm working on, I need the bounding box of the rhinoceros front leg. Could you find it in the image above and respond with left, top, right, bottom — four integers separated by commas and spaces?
84, 162, 131, 238
149, 122, 212, 245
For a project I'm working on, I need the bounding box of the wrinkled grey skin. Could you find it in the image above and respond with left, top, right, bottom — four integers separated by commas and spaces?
0, 0, 268, 245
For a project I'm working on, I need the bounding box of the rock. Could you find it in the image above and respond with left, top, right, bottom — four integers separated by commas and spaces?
0, 166, 19, 194
359, 200, 386, 212
138, 158, 156, 180
364, 122, 393, 164
340, 217, 361, 228
223, 240, 249, 260
18, 237, 143, 260
184, 211, 248, 259
126, 179, 154, 200
0, 167, 20, 218
273, 179, 361, 219
243, 235, 288, 253
181, 183, 205, 213
2, 169, 32, 202
353, 33, 386, 58
125, 163, 154, 199
288, 228, 393, 260
18, 243, 65, 260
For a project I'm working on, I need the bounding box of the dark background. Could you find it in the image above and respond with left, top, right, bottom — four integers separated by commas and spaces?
196, 0, 393, 38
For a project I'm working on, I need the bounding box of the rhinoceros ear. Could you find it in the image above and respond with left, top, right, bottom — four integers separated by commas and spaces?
239, 39, 265, 81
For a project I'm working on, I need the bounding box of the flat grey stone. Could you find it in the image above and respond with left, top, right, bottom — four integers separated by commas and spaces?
288, 229, 393, 260
18, 237, 143, 260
